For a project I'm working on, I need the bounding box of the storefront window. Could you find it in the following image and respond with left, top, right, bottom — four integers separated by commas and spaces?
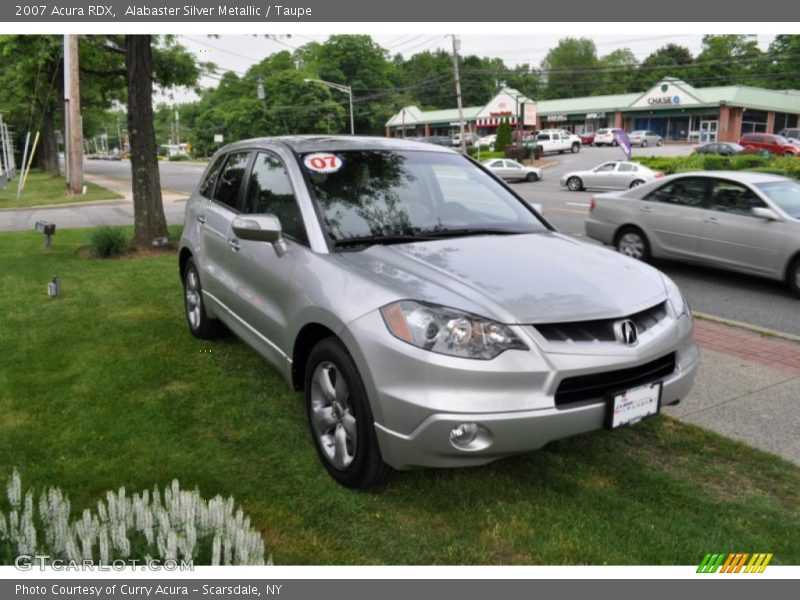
774, 112, 799, 133
741, 109, 768, 134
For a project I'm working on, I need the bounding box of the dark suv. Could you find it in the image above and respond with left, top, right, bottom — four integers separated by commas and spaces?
739, 133, 800, 156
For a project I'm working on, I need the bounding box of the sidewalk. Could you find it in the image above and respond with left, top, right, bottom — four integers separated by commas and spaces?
0, 174, 188, 232
664, 318, 800, 465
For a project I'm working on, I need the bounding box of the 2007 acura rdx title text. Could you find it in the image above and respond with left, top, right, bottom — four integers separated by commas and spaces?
179, 136, 698, 488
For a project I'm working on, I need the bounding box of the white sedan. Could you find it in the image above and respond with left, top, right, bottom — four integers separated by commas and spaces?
482, 158, 543, 182
561, 161, 663, 191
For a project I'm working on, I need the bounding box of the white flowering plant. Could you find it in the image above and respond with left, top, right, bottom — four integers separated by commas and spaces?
0, 469, 268, 565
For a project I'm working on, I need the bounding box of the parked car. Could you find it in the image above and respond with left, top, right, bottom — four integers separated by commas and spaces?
629, 130, 664, 148
693, 142, 746, 156
593, 128, 624, 146
778, 127, 800, 140
739, 133, 800, 156
482, 158, 543, 182
179, 135, 698, 488
532, 130, 581, 154
418, 136, 452, 147
477, 134, 497, 149
561, 161, 664, 191
585, 171, 800, 297
451, 132, 477, 147
580, 131, 596, 145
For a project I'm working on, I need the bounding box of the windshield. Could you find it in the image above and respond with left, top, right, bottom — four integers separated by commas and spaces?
755, 180, 800, 218
300, 150, 547, 243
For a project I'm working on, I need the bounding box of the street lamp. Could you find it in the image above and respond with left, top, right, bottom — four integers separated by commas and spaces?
304, 78, 354, 135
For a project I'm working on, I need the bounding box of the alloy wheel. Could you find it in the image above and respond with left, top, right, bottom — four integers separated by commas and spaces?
310, 361, 357, 470
618, 232, 646, 260
184, 268, 202, 331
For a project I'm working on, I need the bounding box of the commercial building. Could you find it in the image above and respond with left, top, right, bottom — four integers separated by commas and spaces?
386, 78, 800, 143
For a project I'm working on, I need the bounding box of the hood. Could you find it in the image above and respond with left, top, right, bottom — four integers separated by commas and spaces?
340, 232, 666, 324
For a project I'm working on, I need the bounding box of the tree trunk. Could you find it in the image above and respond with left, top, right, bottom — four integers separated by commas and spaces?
35, 108, 60, 176
125, 34, 168, 249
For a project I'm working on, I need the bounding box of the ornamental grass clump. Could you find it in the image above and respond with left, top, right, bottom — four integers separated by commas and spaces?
0, 469, 268, 565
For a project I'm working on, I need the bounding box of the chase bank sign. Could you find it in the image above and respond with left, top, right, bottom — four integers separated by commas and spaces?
632, 81, 699, 109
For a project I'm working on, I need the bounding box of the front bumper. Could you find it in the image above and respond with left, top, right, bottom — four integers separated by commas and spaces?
342, 309, 699, 470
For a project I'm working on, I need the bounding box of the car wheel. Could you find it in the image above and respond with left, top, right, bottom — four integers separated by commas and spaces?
612, 140, 618, 147
566, 176, 583, 191
183, 258, 225, 339
788, 256, 800, 299
571, 143, 580, 153
657, 139, 663, 147
305, 337, 393, 488
784, 152, 794, 157
629, 179, 645, 188
526, 171, 539, 182
615, 227, 651, 261
642, 140, 648, 148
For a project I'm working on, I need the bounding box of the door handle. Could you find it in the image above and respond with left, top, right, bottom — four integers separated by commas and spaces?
639, 206, 653, 213
705, 217, 719, 224
196, 214, 206, 224
227, 238, 241, 252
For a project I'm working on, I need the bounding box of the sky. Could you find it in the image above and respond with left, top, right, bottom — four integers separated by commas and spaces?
161, 33, 778, 104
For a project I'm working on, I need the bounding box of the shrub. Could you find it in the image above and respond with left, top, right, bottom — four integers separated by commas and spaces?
168, 154, 191, 162
729, 154, 768, 170
88, 227, 130, 258
494, 120, 513, 152
0, 469, 268, 566
702, 154, 727, 170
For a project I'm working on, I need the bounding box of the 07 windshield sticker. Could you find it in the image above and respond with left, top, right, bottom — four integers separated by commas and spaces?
303, 153, 344, 174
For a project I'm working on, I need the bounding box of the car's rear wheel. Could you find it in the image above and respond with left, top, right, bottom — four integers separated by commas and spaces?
788, 256, 800, 299
182, 258, 225, 339
629, 179, 645, 188
615, 226, 651, 261
526, 171, 538, 182
566, 176, 583, 191
305, 338, 392, 488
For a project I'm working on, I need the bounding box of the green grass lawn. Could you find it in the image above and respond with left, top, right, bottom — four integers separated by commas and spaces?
1, 227, 799, 565
0, 170, 122, 209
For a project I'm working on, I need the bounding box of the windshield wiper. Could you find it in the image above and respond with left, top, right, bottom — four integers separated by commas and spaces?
421, 227, 529, 239
332, 234, 437, 248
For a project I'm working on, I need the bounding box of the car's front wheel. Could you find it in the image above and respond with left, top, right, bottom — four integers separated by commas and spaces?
305, 338, 392, 488
183, 258, 225, 339
571, 143, 580, 153
526, 171, 539, 182
615, 226, 651, 261
788, 256, 800, 299
642, 140, 648, 148
566, 176, 583, 191
657, 139, 664, 147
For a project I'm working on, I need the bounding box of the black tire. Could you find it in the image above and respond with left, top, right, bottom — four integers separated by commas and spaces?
788, 255, 800, 299
612, 139, 618, 147
615, 226, 651, 262
657, 139, 664, 147
629, 179, 645, 188
305, 337, 393, 489
526, 171, 538, 182
182, 257, 226, 339
571, 143, 580, 153
642, 140, 648, 148
566, 176, 583, 192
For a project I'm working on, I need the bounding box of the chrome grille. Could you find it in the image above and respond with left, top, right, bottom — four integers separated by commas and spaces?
534, 302, 667, 344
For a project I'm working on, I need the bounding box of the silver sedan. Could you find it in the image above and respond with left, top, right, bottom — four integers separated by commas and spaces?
585, 171, 800, 298
482, 158, 543, 182
629, 130, 664, 148
561, 161, 663, 191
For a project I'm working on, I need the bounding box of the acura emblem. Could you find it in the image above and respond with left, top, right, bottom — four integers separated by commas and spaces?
614, 319, 638, 345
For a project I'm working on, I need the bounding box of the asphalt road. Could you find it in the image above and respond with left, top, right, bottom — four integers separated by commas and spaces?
81, 148, 800, 336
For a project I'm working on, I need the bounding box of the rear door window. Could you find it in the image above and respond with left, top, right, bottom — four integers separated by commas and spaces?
198, 154, 226, 199
214, 151, 251, 210
645, 178, 708, 207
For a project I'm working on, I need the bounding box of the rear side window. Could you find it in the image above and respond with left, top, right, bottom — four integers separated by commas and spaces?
198, 154, 226, 199
537, 133, 552, 141
214, 151, 251, 210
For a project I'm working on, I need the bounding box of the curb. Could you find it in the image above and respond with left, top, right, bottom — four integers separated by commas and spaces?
693, 311, 800, 344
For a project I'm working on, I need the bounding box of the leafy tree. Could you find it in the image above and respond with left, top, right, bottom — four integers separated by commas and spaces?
767, 35, 800, 90
688, 35, 762, 87
494, 119, 512, 152
597, 48, 639, 94
638, 44, 694, 89
541, 38, 599, 99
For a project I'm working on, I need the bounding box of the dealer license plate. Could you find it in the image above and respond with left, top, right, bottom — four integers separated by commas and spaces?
605, 382, 662, 429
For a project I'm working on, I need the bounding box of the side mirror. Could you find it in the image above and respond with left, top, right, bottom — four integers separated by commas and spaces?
231, 214, 288, 256
751, 206, 780, 221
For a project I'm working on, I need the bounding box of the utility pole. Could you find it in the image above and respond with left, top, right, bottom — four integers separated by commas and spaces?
175, 107, 180, 144
451, 34, 466, 154
64, 35, 83, 194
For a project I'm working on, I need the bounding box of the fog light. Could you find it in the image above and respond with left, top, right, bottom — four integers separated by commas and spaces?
450, 422, 479, 447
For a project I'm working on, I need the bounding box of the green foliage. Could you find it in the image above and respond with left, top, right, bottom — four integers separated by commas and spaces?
168, 154, 191, 161
728, 153, 769, 170
689, 35, 762, 88
638, 44, 694, 89
494, 120, 513, 152
635, 153, 800, 179
702, 154, 727, 170
541, 37, 599, 99
88, 227, 129, 258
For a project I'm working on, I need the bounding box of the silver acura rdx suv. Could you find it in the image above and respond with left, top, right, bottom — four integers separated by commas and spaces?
179, 136, 698, 488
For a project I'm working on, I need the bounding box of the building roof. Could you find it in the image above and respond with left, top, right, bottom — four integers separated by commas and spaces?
386, 87, 531, 127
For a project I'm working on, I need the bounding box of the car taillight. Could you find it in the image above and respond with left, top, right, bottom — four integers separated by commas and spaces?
654, 172, 664, 178
589, 197, 596, 212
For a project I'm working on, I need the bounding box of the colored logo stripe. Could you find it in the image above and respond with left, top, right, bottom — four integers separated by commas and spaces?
697, 553, 772, 573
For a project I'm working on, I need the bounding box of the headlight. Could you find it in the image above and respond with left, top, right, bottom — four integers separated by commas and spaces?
380, 300, 528, 360
663, 276, 689, 317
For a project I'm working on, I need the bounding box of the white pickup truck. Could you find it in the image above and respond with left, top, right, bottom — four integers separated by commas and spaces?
531, 130, 581, 154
